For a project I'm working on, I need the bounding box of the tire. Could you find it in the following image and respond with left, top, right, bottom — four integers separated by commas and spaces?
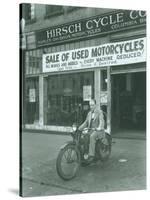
56, 144, 81, 180
96, 137, 111, 162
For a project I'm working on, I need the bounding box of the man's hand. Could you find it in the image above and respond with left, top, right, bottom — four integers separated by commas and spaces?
96, 127, 101, 131
78, 127, 81, 131
82, 128, 88, 134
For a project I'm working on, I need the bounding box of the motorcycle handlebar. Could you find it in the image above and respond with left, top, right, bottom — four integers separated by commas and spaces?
83, 128, 97, 131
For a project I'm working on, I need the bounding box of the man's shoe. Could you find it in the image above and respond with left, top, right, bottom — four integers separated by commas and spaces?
84, 154, 89, 160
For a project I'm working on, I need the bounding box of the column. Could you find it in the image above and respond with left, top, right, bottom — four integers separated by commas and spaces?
39, 75, 44, 126
107, 66, 111, 133
94, 68, 101, 108
43, 76, 48, 125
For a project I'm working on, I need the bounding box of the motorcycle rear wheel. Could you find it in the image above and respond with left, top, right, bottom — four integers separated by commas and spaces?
96, 139, 111, 162
56, 144, 81, 180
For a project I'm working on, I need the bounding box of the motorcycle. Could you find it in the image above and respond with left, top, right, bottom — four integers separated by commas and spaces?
56, 124, 112, 180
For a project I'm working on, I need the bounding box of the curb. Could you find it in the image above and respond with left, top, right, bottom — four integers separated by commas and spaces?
22, 129, 146, 140
22, 128, 69, 136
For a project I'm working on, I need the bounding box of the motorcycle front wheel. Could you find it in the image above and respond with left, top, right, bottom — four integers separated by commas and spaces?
56, 144, 81, 180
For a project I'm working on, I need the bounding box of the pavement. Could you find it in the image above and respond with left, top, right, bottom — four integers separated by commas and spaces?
20, 131, 146, 197
112, 129, 146, 140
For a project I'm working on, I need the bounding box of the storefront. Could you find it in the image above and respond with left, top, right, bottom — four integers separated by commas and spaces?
24, 9, 146, 134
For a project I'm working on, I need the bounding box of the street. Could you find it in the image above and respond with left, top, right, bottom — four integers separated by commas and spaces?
21, 131, 146, 197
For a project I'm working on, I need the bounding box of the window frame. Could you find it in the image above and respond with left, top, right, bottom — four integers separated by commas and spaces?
22, 3, 36, 25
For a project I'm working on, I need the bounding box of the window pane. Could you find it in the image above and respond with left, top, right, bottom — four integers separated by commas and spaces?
25, 77, 39, 124
44, 72, 94, 126
22, 4, 31, 20
101, 70, 107, 91
22, 4, 35, 21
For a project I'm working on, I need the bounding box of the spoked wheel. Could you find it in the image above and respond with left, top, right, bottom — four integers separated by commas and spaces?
56, 144, 81, 180
96, 138, 111, 162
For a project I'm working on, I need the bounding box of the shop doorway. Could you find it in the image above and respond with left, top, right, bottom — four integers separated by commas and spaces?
111, 72, 146, 134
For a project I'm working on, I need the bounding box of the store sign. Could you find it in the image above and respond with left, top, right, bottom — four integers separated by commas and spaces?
29, 89, 36, 102
43, 37, 146, 73
83, 85, 92, 101
37, 10, 146, 47
100, 92, 108, 104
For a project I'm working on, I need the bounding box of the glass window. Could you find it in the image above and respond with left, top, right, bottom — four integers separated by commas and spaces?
101, 70, 107, 91
72, 78, 75, 89
25, 77, 39, 124
25, 50, 42, 74
22, 4, 35, 23
44, 72, 94, 126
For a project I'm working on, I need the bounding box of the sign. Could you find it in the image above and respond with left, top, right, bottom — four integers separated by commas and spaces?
37, 10, 146, 47
29, 89, 36, 102
43, 37, 146, 73
100, 92, 108, 104
83, 85, 92, 101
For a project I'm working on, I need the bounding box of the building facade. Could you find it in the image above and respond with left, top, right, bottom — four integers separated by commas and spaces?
21, 4, 146, 135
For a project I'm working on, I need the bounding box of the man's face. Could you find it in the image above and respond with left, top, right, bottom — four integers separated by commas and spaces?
89, 100, 96, 112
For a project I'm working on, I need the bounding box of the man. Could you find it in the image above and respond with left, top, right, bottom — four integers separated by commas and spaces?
79, 99, 105, 162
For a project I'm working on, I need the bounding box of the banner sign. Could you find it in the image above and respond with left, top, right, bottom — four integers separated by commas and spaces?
100, 92, 108, 104
37, 10, 146, 47
43, 37, 146, 73
29, 89, 36, 102
83, 85, 92, 101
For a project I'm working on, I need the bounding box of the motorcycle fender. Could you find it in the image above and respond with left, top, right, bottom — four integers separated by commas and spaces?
60, 141, 76, 150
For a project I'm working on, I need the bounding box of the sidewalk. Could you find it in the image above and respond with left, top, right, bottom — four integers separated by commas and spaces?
112, 129, 146, 140
21, 132, 146, 197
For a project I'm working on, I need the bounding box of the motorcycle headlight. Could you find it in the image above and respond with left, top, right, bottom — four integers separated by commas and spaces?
72, 124, 77, 132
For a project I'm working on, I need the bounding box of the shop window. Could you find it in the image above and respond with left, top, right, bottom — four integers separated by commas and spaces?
63, 80, 66, 88
45, 5, 63, 18
72, 78, 76, 89
25, 77, 39, 124
80, 75, 84, 89
86, 78, 90, 85
45, 72, 94, 126
101, 70, 107, 91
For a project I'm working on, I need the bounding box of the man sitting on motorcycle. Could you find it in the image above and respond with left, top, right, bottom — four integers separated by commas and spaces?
78, 99, 105, 163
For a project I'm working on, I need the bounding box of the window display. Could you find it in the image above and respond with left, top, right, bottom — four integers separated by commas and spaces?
25, 77, 39, 124
45, 72, 94, 126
